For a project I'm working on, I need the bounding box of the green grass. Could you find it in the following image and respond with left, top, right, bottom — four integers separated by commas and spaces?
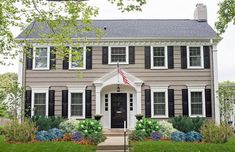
131, 136, 235, 152
0, 136, 96, 152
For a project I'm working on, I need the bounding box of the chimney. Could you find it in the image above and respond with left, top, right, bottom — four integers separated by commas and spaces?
194, 3, 207, 22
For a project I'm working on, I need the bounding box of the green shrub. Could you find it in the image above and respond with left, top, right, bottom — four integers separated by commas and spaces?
135, 118, 160, 137
0, 126, 4, 135
158, 120, 178, 139
201, 121, 233, 143
59, 119, 80, 133
31, 116, 64, 131
129, 130, 147, 141
77, 119, 105, 144
3, 119, 37, 142
170, 116, 206, 133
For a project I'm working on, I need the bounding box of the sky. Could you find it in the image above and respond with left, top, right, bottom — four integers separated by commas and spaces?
0, 0, 234, 82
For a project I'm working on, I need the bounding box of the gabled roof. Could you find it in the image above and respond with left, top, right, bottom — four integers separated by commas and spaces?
16, 19, 216, 39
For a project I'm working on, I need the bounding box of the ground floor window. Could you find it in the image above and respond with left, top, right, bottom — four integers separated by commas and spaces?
32, 89, 48, 116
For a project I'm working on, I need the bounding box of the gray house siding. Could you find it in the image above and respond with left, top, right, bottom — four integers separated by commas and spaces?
24, 46, 213, 118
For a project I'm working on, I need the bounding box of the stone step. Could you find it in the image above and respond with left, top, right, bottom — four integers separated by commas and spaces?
103, 129, 131, 137
97, 136, 129, 151
97, 145, 128, 150
96, 149, 129, 152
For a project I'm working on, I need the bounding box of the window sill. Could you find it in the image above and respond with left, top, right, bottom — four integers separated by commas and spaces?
189, 115, 206, 118
187, 66, 204, 69
108, 62, 129, 65
151, 115, 168, 119
151, 67, 168, 70
69, 116, 85, 119
32, 68, 50, 71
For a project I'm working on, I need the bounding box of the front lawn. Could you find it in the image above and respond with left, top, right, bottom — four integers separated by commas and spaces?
131, 136, 235, 152
0, 136, 96, 152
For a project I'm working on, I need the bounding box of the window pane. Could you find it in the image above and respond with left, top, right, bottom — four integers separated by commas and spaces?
191, 92, 203, 115
34, 105, 46, 116
71, 105, 83, 116
35, 48, 48, 68
111, 47, 126, 62
154, 92, 165, 103
71, 93, 83, 104
154, 104, 165, 115
34, 93, 46, 104
153, 47, 165, 67
71, 47, 84, 68
189, 47, 201, 66
153, 92, 166, 116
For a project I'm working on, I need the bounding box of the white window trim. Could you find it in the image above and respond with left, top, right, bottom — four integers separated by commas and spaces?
68, 88, 86, 119
108, 46, 129, 64
31, 88, 49, 117
187, 46, 204, 69
69, 46, 86, 70
188, 87, 206, 117
150, 46, 168, 69
32, 46, 50, 70
151, 87, 169, 118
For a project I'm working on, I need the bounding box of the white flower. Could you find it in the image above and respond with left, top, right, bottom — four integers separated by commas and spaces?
84, 130, 88, 133
142, 129, 145, 131
81, 124, 84, 128
90, 122, 94, 125
138, 124, 142, 127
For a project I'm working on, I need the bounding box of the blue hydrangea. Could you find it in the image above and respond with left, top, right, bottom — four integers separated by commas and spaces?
150, 132, 161, 141
171, 131, 186, 142
35, 128, 64, 141
36, 130, 51, 141
72, 132, 84, 142
185, 131, 202, 142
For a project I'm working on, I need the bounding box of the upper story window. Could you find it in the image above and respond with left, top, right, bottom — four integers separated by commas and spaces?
151, 87, 168, 118
108, 46, 129, 64
187, 46, 204, 69
33, 47, 50, 70
32, 88, 48, 116
188, 87, 205, 117
69, 47, 86, 69
151, 46, 168, 69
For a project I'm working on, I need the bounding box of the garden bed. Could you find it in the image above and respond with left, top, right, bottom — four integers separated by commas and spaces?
130, 136, 235, 152
0, 136, 96, 152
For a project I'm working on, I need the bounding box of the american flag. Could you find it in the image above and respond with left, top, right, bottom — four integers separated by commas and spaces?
117, 63, 130, 85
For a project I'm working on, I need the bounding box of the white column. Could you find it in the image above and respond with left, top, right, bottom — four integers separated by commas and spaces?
95, 84, 102, 114
213, 45, 220, 124
136, 84, 142, 114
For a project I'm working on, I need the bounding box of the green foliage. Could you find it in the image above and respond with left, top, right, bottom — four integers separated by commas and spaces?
215, 0, 235, 35
76, 119, 104, 144
59, 119, 80, 133
201, 121, 233, 143
135, 118, 160, 137
158, 120, 177, 139
0, 126, 4, 135
171, 116, 207, 133
31, 116, 64, 131
129, 130, 147, 141
3, 119, 37, 142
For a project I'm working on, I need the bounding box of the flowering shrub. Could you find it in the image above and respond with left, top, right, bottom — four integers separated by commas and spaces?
129, 130, 147, 141
135, 118, 160, 137
72, 132, 84, 142
185, 131, 202, 142
35, 128, 64, 141
62, 133, 72, 141
171, 131, 186, 142
59, 119, 79, 133
151, 132, 161, 141
158, 120, 177, 139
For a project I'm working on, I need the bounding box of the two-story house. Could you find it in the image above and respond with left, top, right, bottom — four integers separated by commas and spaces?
16, 4, 220, 129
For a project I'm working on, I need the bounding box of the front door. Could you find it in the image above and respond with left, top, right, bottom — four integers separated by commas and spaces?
111, 93, 127, 128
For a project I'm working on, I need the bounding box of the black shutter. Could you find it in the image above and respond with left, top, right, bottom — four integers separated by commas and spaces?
129, 46, 135, 64
168, 89, 175, 117
48, 90, 55, 116
102, 46, 108, 64
181, 46, 187, 69
204, 46, 210, 69
145, 89, 151, 118
182, 89, 189, 116
63, 47, 69, 69
86, 47, 92, 69
26, 47, 33, 70
50, 46, 56, 70
205, 89, 212, 117
25, 90, 31, 117
85, 90, 92, 118
62, 90, 68, 118
168, 46, 174, 69
145, 46, 151, 69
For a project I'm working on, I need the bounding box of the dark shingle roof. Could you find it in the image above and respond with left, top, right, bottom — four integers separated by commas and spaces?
16, 19, 216, 39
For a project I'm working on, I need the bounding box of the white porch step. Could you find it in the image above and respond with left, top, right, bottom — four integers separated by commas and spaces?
97, 136, 129, 151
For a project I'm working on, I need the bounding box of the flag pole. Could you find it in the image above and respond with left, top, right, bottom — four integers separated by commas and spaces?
117, 60, 120, 92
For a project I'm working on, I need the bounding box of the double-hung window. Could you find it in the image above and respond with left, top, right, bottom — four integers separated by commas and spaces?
68, 89, 85, 119
32, 89, 48, 116
69, 47, 86, 69
151, 46, 168, 69
33, 47, 50, 70
187, 46, 204, 68
188, 87, 205, 117
151, 87, 168, 118
108, 46, 128, 64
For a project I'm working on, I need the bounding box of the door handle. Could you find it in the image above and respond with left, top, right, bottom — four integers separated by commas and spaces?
116, 111, 122, 113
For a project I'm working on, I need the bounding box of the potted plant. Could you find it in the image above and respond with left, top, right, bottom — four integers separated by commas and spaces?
135, 114, 144, 121
94, 114, 103, 121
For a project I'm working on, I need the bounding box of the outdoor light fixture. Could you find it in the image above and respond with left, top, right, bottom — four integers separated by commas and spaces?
117, 84, 120, 92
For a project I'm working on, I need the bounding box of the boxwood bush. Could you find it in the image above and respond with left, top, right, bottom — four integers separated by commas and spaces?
135, 118, 160, 137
